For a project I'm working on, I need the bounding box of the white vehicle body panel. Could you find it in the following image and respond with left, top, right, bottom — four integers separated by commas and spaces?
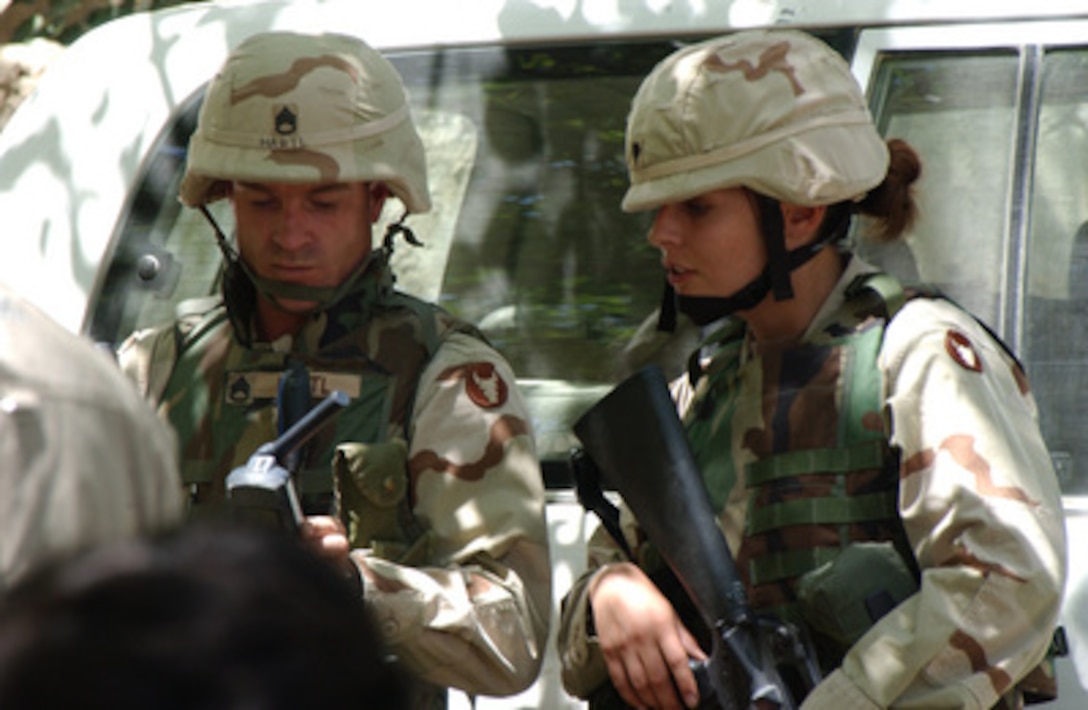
2, 2, 1087, 707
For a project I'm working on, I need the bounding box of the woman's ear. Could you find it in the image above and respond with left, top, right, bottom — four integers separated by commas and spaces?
780, 203, 828, 248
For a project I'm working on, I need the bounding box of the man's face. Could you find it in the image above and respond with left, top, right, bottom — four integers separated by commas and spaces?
231, 180, 384, 313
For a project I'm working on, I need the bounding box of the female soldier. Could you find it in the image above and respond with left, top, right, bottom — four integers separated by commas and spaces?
557, 29, 1065, 710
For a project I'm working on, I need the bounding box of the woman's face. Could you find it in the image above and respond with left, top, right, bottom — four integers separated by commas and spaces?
647, 186, 767, 299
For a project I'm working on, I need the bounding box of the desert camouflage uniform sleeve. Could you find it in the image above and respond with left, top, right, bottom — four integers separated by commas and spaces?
556, 371, 707, 699
802, 299, 1067, 709
1, 298, 184, 591
348, 332, 552, 697
116, 324, 178, 406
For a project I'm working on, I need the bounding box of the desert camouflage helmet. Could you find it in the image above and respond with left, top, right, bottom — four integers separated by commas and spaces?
622, 29, 888, 212
179, 31, 430, 213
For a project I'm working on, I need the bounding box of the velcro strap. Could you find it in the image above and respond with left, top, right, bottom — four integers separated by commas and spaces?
746, 441, 885, 486
747, 490, 898, 535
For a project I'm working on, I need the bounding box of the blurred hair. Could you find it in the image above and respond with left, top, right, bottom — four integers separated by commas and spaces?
0, 523, 409, 709
856, 138, 922, 242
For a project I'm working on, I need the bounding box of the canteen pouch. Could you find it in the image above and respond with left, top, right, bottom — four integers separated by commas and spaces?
796, 541, 918, 650
333, 439, 431, 565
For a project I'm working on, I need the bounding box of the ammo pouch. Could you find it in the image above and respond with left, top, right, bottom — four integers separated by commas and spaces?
333, 440, 432, 566
796, 541, 918, 651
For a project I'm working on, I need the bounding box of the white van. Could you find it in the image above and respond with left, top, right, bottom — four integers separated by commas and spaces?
2, 1, 1088, 707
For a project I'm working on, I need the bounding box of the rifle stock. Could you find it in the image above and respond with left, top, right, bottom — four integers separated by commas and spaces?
572, 366, 820, 709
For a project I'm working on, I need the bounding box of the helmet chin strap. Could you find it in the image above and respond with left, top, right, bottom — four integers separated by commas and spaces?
658, 268, 775, 329
656, 195, 852, 330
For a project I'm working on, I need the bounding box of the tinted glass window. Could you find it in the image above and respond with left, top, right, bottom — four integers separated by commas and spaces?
390, 44, 669, 381
1025, 47, 1088, 493
863, 45, 1088, 494
860, 51, 1020, 327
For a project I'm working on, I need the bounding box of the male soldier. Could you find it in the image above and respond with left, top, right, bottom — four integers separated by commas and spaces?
0, 283, 182, 592
118, 31, 550, 707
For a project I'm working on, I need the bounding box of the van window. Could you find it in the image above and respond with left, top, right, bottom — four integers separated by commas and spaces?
1025, 47, 1088, 493
861, 50, 1020, 326
860, 43, 1088, 494
390, 44, 669, 382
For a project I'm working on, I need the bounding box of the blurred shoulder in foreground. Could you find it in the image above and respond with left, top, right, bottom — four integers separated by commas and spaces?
0, 282, 184, 592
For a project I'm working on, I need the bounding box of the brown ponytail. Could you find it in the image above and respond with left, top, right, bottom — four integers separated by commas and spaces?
857, 138, 921, 242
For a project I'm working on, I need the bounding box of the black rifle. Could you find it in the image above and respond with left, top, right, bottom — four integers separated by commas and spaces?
226, 390, 350, 532
571, 366, 821, 709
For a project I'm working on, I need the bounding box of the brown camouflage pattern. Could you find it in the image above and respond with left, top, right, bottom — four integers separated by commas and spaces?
723, 325, 909, 617
557, 260, 1065, 709
119, 261, 551, 707
180, 32, 429, 213
621, 30, 889, 213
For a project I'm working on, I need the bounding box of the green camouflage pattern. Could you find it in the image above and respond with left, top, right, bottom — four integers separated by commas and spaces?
558, 260, 1065, 708
683, 306, 914, 670
129, 257, 454, 518
119, 258, 551, 707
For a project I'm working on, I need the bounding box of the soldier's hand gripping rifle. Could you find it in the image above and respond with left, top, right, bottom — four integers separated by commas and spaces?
571, 366, 821, 709
226, 390, 350, 532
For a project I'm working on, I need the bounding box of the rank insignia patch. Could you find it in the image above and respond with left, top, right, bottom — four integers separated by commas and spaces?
274, 104, 298, 135
945, 329, 983, 373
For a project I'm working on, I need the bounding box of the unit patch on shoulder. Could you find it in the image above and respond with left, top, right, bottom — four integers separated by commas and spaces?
945, 329, 983, 373
463, 362, 508, 409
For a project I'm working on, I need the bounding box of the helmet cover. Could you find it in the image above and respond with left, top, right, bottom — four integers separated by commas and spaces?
180, 31, 430, 212
622, 29, 888, 212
